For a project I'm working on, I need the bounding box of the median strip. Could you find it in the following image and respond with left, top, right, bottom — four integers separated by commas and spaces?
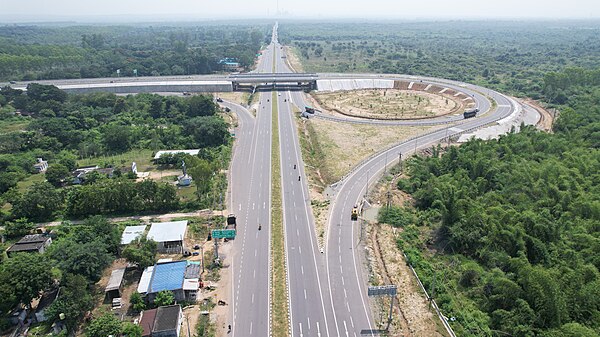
270, 91, 291, 337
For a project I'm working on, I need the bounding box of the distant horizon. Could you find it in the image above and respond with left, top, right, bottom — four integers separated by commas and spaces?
1, 14, 600, 25
1, 0, 599, 24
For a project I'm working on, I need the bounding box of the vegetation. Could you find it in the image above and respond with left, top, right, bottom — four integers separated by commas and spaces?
0, 23, 269, 81
379, 68, 600, 336
153, 290, 175, 307
280, 20, 600, 98
122, 238, 157, 270
0, 84, 233, 220
270, 92, 289, 337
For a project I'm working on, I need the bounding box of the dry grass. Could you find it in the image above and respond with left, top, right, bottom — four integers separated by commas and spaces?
314, 89, 459, 120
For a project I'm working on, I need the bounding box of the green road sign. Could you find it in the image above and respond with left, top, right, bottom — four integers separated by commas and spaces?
212, 229, 236, 239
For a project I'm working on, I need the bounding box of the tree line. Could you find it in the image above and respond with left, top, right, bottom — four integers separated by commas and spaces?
0, 24, 269, 81
379, 68, 600, 336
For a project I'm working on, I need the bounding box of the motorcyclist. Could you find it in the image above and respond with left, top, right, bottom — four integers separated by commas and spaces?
258, 224, 262, 230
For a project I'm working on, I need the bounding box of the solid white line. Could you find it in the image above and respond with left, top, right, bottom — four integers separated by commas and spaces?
304, 288, 307, 300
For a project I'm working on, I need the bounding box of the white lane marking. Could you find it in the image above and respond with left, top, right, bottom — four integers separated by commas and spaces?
252, 203, 255, 210
304, 288, 307, 299
239, 203, 242, 211
252, 293, 255, 303
250, 322, 253, 335
299, 246, 302, 254
350, 316, 354, 328
344, 288, 347, 298
301, 265, 304, 275
308, 316, 311, 330
343, 320, 349, 337
317, 322, 322, 337
299, 323, 303, 337
297, 229, 299, 237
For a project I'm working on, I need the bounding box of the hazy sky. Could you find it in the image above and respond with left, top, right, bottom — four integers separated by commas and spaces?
1, 0, 599, 22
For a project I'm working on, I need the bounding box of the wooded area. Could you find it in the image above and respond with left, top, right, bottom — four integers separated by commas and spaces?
379, 67, 600, 336
0, 23, 270, 81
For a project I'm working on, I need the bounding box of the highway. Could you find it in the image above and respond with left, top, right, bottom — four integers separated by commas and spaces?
2, 22, 523, 337
227, 30, 278, 337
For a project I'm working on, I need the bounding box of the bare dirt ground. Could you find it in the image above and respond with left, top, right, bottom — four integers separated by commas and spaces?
366, 177, 449, 337
314, 89, 460, 120
520, 98, 555, 132
283, 46, 304, 73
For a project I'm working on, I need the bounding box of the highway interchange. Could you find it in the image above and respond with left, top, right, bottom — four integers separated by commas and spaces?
3, 23, 522, 337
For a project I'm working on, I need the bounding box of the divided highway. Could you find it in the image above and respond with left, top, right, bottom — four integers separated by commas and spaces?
4, 22, 523, 337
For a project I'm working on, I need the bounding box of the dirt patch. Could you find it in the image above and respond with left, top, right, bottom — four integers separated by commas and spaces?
366, 179, 449, 337
314, 89, 462, 120
283, 46, 304, 73
520, 98, 555, 132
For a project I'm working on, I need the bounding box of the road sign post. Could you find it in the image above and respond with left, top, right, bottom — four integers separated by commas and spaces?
368, 285, 397, 331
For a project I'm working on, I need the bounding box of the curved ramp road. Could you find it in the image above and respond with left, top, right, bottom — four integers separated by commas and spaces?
7, 22, 524, 337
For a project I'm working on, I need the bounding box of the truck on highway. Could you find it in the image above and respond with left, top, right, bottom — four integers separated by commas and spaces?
463, 108, 479, 119
305, 106, 315, 114
226, 214, 236, 230
351, 206, 359, 221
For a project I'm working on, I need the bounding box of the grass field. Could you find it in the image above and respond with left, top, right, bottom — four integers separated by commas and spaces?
77, 149, 155, 171
0, 119, 30, 134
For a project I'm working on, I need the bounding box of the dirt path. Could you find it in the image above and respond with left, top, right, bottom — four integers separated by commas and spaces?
367, 180, 449, 337
520, 98, 555, 132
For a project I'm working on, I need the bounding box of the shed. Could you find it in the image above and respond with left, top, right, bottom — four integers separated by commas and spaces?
137, 266, 155, 295
121, 225, 147, 245
6, 234, 52, 257
140, 308, 157, 337
105, 268, 126, 298
147, 221, 188, 253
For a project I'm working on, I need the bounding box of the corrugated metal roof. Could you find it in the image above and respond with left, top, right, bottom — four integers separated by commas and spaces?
150, 261, 186, 293
147, 221, 187, 243
120, 225, 147, 245
140, 308, 157, 337
153, 149, 200, 160
137, 266, 154, 294
153, 305, 182, 332
183, 278, 199, 291
105, 268, 125, 292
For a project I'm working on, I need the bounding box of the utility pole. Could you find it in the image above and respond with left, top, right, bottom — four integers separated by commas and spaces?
398, 153, 403, 173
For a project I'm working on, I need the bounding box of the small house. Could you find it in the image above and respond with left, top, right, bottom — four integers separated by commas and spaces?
141, 260, 199, 303
140, 305, 183, 337
121, 225, 147, 245
6, 234, 52, 257
147, 221, 188, 254
33, 158, 48, 173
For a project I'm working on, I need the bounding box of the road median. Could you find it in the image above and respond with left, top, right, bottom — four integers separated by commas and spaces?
270, 91, 291, 337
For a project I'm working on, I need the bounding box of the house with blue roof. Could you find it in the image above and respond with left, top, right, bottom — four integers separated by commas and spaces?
142, 260, 200, 303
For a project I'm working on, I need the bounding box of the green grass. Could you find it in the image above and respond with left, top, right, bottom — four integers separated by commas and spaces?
77, 149, 155, 171
15, 173, 46, 193
270, 91, 290, 337
0, 119, 30, 134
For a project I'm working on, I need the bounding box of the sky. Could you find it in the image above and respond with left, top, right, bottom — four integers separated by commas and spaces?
0, 0, 599, 22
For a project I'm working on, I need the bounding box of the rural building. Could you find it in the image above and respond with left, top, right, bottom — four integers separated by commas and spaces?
71, 166, 114, 184
33, 158, 48, 173
139, 260, 200, 303
147, 221, 188, 253
139, 305, 183, 337
219, 58, 240, 71
6, 234, 52, 257
121, 225, 147, 245
105, 268, 126, 298
34, 288, 60, 323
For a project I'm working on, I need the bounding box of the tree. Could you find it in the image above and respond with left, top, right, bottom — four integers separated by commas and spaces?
85, 312, 122, 337
183, 116, 230, 148
45, 274, 93, 330
3, 218, 36, 237
0, 253, 53, 307
154, 290, 175, 307
102, 124, 132, 153
11, 182, 64, 221
122, 322, 143, 337
45, 163, 70, 187
187, 95, 216, 117
129, 292, 146, 312
187, 157, 214, 196
122, 238, 157, 270
51, 240, 113, 282
56, 151, 78, 171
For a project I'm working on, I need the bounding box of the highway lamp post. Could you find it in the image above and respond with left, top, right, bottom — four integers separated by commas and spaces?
384, 151, 388, 175
398, 153, 402, 173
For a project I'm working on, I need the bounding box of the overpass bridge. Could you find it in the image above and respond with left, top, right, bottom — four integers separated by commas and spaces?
228, 73, 318, 91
